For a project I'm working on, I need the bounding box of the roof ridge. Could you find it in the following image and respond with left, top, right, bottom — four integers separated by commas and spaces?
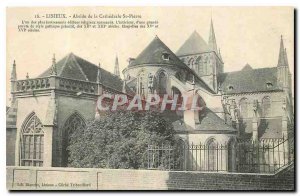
59, 53, 72, 76
70, 53, 89, 81
223, 66, 277, 74
72, 53, 119, 79
155, 36, 183, 62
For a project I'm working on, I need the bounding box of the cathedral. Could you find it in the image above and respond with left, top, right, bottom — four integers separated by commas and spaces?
6, 20, 293, 171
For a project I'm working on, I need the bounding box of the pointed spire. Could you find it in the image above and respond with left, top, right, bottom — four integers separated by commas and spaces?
96, 62, 101, 83
26, 72, 29, 79
51, 53, 57, 75
277, 35, 286, 67
114, 55, 120, 77
208, 18, 218, 53
284, 48, 289, 66
11, 60, 17, 81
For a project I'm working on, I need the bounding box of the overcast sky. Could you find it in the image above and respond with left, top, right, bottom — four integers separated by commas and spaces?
6, 7, 294, 102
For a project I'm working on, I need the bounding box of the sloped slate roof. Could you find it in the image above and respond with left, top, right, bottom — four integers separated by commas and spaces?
171, 108, 236, 132
128, 36, 187, 69
239, 117, 282, 140
241, 63, 253, 71
39, 53, 131, 93
176, 31, 210, 56
219, 66, 281, 94
259, 118, 282, 139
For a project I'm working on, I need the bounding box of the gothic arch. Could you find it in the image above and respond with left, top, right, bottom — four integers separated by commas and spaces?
195, 56, 201, 65
188, 58, 195, 69
137, 69, 147, 95
175, 71, 184, 81
206, 138, 217, 171
20, 112, 44, 166
239, 98, 248, 118
262, 96, 271, 117
195, 56, 202, 74
156, 69, 168, 95
61, 111, 86, 166
227, 138, 236, 172
171, 86, 183, 106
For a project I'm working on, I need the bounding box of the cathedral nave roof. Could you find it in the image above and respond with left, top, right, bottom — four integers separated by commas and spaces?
219, 66, 281, 94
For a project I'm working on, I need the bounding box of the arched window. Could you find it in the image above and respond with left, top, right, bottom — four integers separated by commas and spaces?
137, 70, 146, 95
158, 71, 167, 95
203, 57, 208, 75
20, 113, 44, 166
175, 72, 182, 81
171, 87, 182, 106
207, 138, 217, 171
199, 64, 204, 75
195, 56, 201, 74
195, 56, 201, 65
262, 96, 271, 117
188, 58, 194, 69
227, 139, 236, 172
239, 98, 248, 118
62, 112, 86, 166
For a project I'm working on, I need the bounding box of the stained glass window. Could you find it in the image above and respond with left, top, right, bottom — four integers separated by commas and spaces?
239, 98, 248, 118
62, 113, 86, 166
262, 96, 271, 117
207, 139, 217, 171
20, 113, 44, 167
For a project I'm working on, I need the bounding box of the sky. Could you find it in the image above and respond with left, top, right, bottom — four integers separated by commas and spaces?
6, 7, 294, 103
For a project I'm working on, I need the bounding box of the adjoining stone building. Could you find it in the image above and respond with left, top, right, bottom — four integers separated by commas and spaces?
6, 20, 293, 171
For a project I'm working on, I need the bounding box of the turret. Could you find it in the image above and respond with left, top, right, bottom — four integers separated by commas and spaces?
114, 55, 120, 78
51, 54, 57, 76
10, 60, 17, 102
277, 35, 290, 90
208, 19, 218, 54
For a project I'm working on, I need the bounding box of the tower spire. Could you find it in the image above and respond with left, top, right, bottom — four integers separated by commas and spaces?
114, 55, 120, 77
284, 48, 289, 67
10, 60, 17, 101
51, 54, 57, 75
277, 35, 286, 67
208, 18, 218, 54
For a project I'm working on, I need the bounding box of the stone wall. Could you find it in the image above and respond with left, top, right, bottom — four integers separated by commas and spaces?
7, 163, 294, 190
6, 128, 16, 166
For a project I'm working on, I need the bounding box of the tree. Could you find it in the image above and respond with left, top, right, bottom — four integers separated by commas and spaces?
67, 110, 180, 169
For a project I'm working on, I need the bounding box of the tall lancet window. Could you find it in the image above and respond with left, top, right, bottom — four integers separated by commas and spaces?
62, 112, 86, 167
239, 98, 248, 118
207, 138, 217, 171
158, 72, 167, 95
20, 113, 44, 166
195, 56, 202, 74
262, 96, 271, 117
188, 58, 194, 69
137, 70, 146, 95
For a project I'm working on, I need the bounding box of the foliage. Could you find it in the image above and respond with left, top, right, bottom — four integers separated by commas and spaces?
67, 110, 179, 169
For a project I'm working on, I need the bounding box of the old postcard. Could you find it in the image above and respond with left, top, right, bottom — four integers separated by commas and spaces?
6, 7, 294, 190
